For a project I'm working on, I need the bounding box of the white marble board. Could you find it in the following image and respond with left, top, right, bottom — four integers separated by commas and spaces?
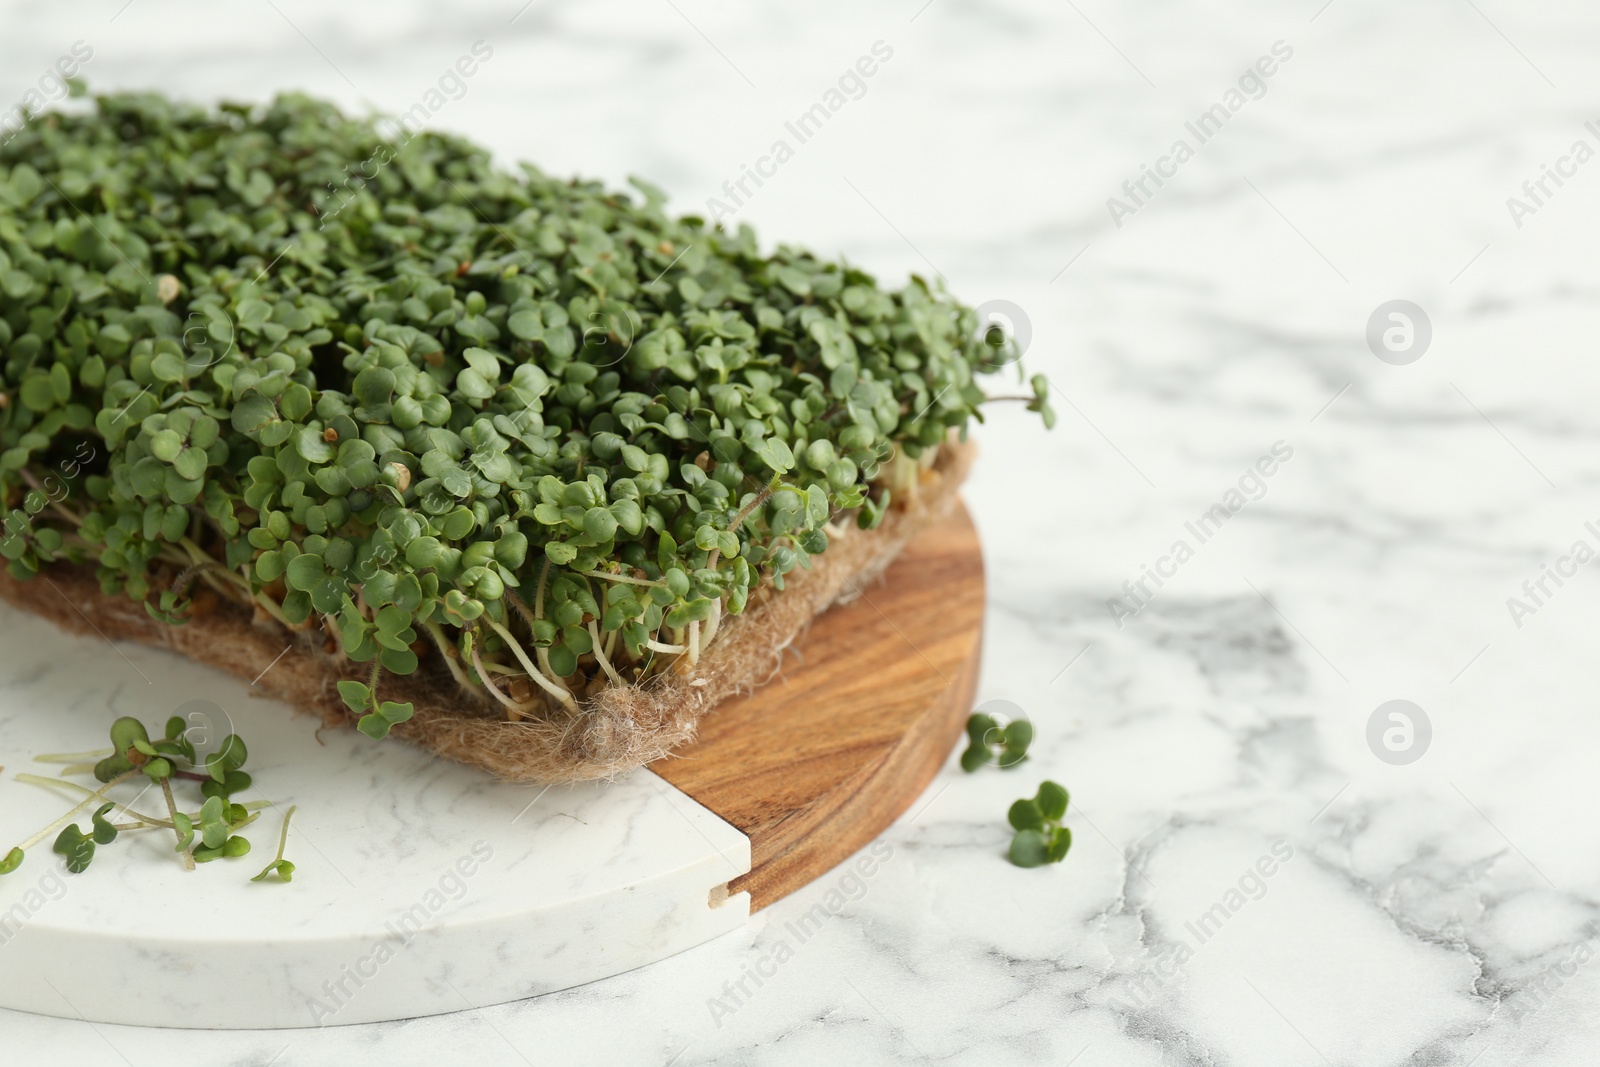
0, 600, 751, 1028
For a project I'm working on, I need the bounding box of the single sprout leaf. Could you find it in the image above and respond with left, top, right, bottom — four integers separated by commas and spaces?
53, 824, 95, 873
93, 753, 134, 782
201, 770, 253, 800
205, 734, 248, 782
173, 812, 195, 852
90, 802, 119, 845
1037, 780, 1068, 822
108, 717, 149, 755
0, 847, 23, 875
1009, 829, 1051, 868
1008, 798, 1044, 832
336, 680, 370, 713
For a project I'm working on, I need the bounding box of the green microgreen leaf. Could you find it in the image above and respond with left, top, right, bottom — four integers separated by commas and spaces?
201, 770, 253, 801
198, 796, 229, 849
173, 812, 195, 853
1008, 798, 1044, 832
337, 680, 371, 713
53, 824, 95, 873
1008, 829, 1051, 868
205, 734, 248, 782
90, 802, 119, 845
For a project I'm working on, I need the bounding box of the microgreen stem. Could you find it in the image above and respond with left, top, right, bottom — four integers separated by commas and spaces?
179, 538, 252, 596
645, 639, 688, 655
169, 558, 251, 610
484, 616, 576, 711
729, 476, 782, 536
423, 619, 484, 699
33, 748, 115, 764
9, 770, 138, 852
579, 568, 663, 588
271, 806, 295, 863
471, 646, 529, 720
524, 563, 574, 703
17, 468, 82, 527
253, 589, 295, 629
702, 596, 722, 648
14, 773, 174, 829
160, 777, 196, 871
588, 619, 623, 685
685, 620, 700, 668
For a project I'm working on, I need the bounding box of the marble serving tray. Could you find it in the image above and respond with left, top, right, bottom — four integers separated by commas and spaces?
0, 506, 982, 1029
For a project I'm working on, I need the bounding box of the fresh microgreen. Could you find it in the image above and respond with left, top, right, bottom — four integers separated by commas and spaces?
339, 667, 415, 740
251, 805, 297, 883
45, 801, 124, 874
1007, 780, 1072, 868
2, 714, 288, 881
0, 88, 1051, 729
960, 711, 1033, 772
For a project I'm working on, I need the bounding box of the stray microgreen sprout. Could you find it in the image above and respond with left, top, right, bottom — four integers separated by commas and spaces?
961, 711, 1032, 772
1007, 780, 1071, 868
251, 805, 297, 883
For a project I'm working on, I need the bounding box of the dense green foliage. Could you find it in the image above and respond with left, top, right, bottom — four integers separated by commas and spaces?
0, 90, 1051, 724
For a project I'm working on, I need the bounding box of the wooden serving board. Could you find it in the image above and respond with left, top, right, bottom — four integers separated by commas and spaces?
652, 500, 984, 910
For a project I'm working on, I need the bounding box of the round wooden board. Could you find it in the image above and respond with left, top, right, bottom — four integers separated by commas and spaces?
651, 500, 984, 911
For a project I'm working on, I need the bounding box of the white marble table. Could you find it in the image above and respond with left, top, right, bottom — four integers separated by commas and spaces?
4, 0, 1600, 1062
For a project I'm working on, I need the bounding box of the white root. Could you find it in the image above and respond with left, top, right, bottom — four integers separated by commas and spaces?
484, 617, 577, 711
588, 620, 624, 686
471, 647, 534, 721
702, 596, 722, 648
